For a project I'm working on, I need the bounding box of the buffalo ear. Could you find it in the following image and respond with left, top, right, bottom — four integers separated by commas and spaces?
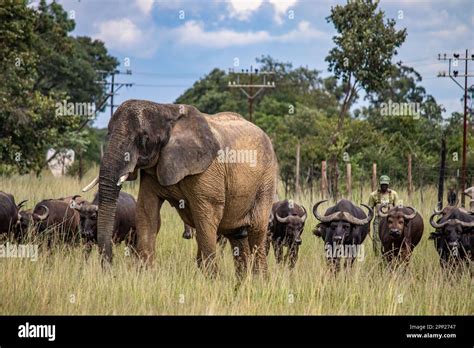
313, 224, 324, 238
156, 106, 220, 186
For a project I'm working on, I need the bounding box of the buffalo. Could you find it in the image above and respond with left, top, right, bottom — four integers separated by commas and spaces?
312, 199, 373, 269
15, 195, 88, 242
429, 206, 473, 268
71, 192, 137, 255
377, 205, 423, 265
0, 191, 27, 237
31, 199, 81, 246
266, 200, 307, 269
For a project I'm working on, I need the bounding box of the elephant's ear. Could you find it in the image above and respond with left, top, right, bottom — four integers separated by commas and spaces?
156, 106, 220, 186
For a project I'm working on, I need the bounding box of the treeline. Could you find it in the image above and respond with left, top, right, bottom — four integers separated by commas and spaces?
176, 1, 472, 194
0, 0, 117, 175
1, 0, 471, 193
176, 56, 472, 193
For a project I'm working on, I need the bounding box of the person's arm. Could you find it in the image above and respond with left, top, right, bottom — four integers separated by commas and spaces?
368, 193, 375, 208
392, 191, 399, 206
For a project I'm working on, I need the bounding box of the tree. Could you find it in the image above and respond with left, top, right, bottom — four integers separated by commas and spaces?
325, 0, 407, 198
0, 0, 117, 175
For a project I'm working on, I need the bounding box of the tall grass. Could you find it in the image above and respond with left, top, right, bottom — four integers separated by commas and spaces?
0, 171, 472, 315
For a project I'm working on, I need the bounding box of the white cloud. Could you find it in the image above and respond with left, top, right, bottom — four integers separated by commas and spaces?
227, 0, 264, 20
174, 20, 271, 47
95, 18, 142, 46
427, 24, 470, 39
226, 0, 298, 23
93, 18, 158, 58
135, 0, 154, 15
278, 20, 327, 42
173, 20, 328, 48
268, 0, 298, 24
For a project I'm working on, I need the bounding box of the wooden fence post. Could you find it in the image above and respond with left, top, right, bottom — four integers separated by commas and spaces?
295, 142, 301, 197
371, 163, 377, 192
346, 163, 352, 200
408, 153, 413, 202
321, 160, 328, 199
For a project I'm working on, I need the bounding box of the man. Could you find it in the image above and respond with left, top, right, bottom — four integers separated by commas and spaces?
368, 175, 399, 255
447, 177, 458, 206
464, 186, 474, 213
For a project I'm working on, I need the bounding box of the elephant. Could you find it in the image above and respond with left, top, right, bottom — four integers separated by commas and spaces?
83, 100, 278, 277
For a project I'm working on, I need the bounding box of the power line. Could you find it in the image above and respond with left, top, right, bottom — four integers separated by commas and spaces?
437, 49, 473, 207
133, 71, 202, 78
134, 83, 190, 87
228, 66, 276, 123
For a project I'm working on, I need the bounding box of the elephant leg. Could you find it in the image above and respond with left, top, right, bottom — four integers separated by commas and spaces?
136, 176, 163, 266
228, 233, 251, 280
265, 233, 272, 256
247, 225, 268, 275
192, 206, 222, 276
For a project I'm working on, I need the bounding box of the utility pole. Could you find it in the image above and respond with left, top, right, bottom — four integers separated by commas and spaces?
96, 69, 134, 118
111, 72, 115, 118
228, 66, 275, 122
437, 50, 473, 207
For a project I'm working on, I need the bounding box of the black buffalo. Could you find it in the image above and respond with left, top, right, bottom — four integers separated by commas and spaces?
0, 191, 27, 237
429, 206, 473, 268
377, 205, 424, 265
266, 200, 307, 269
312, 199, 373, 269
14, 199, 81, 246
71, 192, 137, 254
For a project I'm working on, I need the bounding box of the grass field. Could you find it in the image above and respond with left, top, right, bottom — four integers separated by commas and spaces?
0, 170, 472, 315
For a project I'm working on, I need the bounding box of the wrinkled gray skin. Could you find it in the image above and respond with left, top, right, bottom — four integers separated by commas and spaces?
266, 200, 307, 269
96, 100, 277, 278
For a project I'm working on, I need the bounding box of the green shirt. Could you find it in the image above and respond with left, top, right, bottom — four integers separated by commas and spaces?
368, 189, 399, 208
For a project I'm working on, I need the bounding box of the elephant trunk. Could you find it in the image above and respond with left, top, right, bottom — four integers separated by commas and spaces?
97, 133, 130, 263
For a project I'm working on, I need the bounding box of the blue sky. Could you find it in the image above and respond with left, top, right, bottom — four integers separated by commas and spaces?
39, 0, 474, 128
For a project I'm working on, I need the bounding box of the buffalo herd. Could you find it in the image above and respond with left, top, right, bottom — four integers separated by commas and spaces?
1, 189, 473, 272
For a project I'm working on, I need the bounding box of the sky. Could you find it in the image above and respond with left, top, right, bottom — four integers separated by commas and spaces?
33, 0, 474, 128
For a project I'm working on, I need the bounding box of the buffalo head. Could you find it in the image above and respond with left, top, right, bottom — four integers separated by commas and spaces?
274, 206, 307, 245
378, 205, 417, 238
312, 199, 373, 244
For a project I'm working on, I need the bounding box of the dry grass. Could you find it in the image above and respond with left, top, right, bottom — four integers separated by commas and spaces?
0, 170, 472, 315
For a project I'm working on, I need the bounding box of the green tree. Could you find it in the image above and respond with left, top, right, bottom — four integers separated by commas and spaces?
325, 0, 407, 197
0, 0, 117, 175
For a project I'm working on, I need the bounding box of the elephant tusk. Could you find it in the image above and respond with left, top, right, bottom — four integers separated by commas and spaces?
117, 173, 129, 186
82, 176, 99, 192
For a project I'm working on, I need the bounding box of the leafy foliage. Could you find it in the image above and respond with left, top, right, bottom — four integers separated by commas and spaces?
0, 0, 117, 175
